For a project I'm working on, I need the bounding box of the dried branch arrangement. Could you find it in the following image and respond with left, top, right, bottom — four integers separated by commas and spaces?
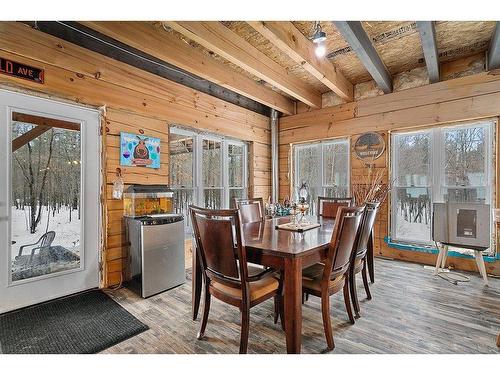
351, 167, 392, 205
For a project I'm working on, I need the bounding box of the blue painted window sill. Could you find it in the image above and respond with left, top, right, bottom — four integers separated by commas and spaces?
384, 237, 499, 262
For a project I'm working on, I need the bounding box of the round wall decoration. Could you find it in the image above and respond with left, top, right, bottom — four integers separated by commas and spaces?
353, 132, 385, 162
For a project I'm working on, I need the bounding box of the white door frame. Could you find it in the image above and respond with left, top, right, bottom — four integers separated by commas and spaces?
0, 89, 101, 313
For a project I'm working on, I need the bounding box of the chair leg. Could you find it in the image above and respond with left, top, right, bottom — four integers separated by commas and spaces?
350, 271, 360, 319
305, 293, 309, 301
343, 278, 355, 324
239, 307, 250, 354
197, 284, 211, 339
361, 262, 372, 300
321, 291, 335, 351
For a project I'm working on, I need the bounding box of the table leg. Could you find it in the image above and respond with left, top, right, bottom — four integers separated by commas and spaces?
283, 257, 303, 354
473, 250, 489, 286
192, 242, 202, 320
367, 230, 375, 283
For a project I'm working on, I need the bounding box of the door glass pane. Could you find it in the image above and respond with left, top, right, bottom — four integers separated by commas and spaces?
323, 141, 349, 196
204, 189, 222, 209
228, 144, 244, 188
169, 133, 194, 188
202, 139, 222, 187
10, 113, 81, 282
444, 126, 486, 202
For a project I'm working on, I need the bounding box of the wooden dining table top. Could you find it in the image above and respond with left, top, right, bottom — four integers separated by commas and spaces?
241, 215, 335, 258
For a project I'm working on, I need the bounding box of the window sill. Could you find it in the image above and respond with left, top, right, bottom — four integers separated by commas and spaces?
384, 237, 499, 262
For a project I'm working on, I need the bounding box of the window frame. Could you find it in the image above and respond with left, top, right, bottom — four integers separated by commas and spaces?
390, 119, 496, 249
292, 137, 350, 214
169, 126, 248, 212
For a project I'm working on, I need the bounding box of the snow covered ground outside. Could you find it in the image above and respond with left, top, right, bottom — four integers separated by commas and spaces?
395, 210, 431, 243
394, 210, 493, 256
10, 206, 81, 263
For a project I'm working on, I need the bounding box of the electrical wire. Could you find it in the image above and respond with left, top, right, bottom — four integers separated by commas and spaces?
47, 21, 206, 83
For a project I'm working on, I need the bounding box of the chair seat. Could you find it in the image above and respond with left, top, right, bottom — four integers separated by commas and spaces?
353, 257, 363, 274
211, 274, 279, 302
302, 263, 345, 293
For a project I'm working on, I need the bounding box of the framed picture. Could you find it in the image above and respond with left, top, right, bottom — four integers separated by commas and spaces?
120, 132, 161, 169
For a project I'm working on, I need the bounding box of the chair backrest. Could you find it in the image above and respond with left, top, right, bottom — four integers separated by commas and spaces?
41, 231, 56, 248
317, 197, 354, 218
190, 205, 249, 288
233, 197, 265, 224
356, 202, 381, 259
323, 206, 365, 280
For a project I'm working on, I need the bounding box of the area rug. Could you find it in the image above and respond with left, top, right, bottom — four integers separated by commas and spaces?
0, 290, 149, 354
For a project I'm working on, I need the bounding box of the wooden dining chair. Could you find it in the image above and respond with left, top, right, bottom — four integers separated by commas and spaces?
189, 205, 282, 354
317, 196, 354, 218
301, 206, 365, 351
349, 202, 380, 318
233, 197, 265, 224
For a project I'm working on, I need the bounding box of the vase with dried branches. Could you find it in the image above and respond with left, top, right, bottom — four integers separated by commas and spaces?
351, 167, 392, 205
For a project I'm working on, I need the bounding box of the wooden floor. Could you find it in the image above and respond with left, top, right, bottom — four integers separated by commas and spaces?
102, 258, 500, 354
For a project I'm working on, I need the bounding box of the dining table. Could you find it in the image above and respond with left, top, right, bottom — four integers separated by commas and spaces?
191, 214, 375, 354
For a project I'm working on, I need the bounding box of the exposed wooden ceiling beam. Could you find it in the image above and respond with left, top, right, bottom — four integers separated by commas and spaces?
165, 21, 322, 108
247, 21, 353, 101
333, 21, 392, 93
416, 21, 440, 83
488, 22, 500, 70
81, 22, 294, 115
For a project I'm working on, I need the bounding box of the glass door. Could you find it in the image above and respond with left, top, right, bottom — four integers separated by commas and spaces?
0, 90, 100, 313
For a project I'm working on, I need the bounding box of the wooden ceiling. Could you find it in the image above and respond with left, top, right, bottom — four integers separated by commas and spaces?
84, 21, 498, 114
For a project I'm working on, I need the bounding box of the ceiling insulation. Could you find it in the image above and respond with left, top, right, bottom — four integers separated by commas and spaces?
157, 20, 497, 105
221, 21, 332, 93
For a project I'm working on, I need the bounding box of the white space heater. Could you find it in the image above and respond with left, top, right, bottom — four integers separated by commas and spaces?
432, 202, 490, 249
432, 202, 491, 285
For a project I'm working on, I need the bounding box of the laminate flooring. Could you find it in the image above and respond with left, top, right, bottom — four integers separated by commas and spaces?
102, 258, 500, 354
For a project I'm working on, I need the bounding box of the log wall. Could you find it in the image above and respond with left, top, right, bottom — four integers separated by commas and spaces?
279, 71, 500, 275
0, 22, 271, 286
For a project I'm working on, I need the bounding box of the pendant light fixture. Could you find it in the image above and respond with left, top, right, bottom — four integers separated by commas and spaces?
311, 21, 327, 57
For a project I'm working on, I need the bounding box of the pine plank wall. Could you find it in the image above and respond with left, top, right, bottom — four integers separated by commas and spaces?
0, 22, 271, 287
2, 21, 499, 285
279, 72, 500, 275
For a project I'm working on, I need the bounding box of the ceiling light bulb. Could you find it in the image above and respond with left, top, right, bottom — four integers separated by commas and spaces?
315, 44, 326, 58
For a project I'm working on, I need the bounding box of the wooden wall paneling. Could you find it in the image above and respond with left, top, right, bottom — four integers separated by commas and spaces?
279, 72, 500, 275
0, 23, 270, 142
279, 90, 500, 146
0, 23, 272, 287
80, 21, 295, 115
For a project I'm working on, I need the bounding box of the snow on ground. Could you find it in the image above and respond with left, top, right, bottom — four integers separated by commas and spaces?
395, 210, 431, 243
10, 206, 81, 262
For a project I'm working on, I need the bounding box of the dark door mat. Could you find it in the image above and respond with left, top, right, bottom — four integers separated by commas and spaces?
0, 290, 149, 354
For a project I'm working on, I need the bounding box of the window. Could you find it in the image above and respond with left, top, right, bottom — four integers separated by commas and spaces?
293, 138, 350, 215
169, 127, 248, 229
391, 120, 495, 251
